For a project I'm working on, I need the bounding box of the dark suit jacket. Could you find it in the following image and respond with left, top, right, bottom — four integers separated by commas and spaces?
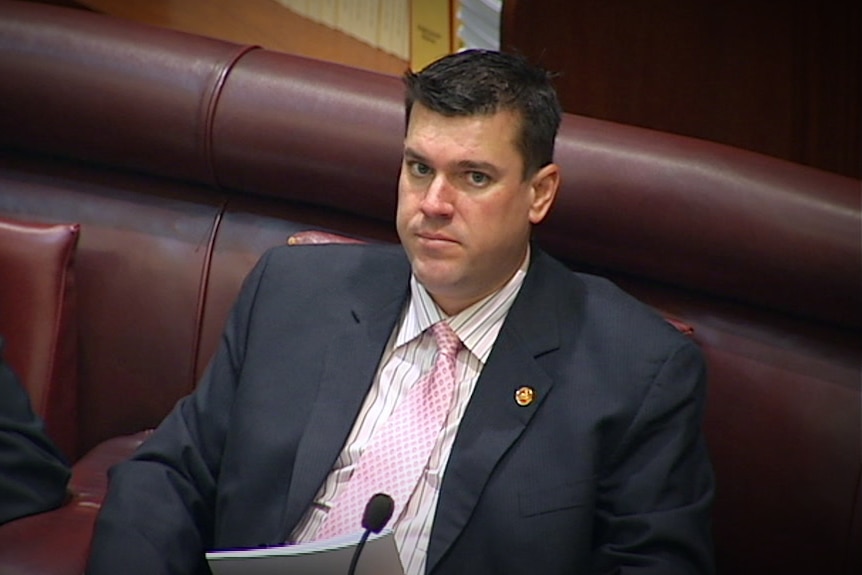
87, 243, 715, 574
0, 336, 71, 525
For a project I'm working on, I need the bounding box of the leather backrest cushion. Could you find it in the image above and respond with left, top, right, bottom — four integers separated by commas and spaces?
0, 0, 254, 187
0, 215, 79, 460
543, 115, 860, 329
0, 160, 226, 456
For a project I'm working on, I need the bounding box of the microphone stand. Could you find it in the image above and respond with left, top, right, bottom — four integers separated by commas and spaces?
346, 529, 373, 575
345, 492, 394, 575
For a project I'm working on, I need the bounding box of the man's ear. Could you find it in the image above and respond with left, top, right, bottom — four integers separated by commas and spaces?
528, 163, 560, 224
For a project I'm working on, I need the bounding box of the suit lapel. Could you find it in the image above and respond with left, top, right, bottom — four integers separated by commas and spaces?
282, 249, 410, 536
426, 249, 575, 572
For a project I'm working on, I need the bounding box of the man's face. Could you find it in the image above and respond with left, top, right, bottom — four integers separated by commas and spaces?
396, 103, 558, 315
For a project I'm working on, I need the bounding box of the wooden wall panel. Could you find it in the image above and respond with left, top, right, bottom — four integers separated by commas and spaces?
502, 0, 860, 178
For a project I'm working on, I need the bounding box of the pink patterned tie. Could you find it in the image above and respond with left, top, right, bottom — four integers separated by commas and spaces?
317, 321, 462, 539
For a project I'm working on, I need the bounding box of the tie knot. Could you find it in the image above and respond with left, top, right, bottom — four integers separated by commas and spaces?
430, 321, 461, 358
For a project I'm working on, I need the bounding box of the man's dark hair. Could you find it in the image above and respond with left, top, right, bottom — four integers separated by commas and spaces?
403, 49, 562, 179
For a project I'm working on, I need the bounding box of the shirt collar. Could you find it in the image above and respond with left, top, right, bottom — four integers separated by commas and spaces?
395, 247, 530, 363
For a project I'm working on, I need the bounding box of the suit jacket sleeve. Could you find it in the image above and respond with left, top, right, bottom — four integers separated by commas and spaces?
86, 250, 274, 575
0, 339, 71, 525
592, 338, 715, 575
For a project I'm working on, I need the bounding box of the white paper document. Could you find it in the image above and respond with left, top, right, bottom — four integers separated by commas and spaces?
206, 529, 404, 575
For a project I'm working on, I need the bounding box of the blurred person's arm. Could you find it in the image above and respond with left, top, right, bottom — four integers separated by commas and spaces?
0, 337, 71, 525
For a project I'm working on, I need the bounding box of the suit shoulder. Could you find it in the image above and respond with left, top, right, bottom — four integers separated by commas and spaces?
563, 268, 697, 354
242, 241, 410, 313
527, 251, 693, 353
260, 241, 406, 277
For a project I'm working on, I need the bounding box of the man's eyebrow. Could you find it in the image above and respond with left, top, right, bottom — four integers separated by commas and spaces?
456, 160, 500, 175
403, 147, 427, 162
404, 148, 501, 173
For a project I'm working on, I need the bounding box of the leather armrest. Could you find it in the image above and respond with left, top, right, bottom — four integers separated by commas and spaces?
0, 216, 80, 460
0, 431, 150, 575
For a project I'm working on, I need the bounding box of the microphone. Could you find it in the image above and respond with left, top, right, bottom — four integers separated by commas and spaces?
346, 493, 395, 575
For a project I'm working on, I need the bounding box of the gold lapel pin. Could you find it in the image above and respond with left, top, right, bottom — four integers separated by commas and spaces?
514, 386, 535, 407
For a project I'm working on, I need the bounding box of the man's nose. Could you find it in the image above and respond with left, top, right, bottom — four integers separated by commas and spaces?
420, 175, 455, 217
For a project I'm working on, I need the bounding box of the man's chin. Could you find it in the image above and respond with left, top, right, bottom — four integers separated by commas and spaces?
411, 262, 462, 293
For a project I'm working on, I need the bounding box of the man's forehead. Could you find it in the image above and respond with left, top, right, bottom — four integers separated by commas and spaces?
407, 102, 522, 128
404, 107, 521, 161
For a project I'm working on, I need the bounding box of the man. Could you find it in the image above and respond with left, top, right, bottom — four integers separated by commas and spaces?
0, 336, 71, 524
87, 50, 714, 574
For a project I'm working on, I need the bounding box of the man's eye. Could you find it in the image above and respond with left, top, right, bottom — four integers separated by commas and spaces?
409, 162, 432, 177
467, 171, 490, 186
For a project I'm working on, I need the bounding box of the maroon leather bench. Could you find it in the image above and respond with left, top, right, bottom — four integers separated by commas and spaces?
0, 1, 858, 573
